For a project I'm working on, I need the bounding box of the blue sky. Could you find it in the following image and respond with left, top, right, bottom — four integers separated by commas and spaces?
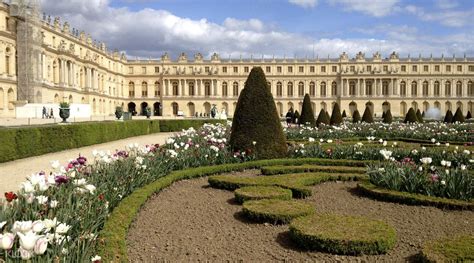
40, 0, 474, 59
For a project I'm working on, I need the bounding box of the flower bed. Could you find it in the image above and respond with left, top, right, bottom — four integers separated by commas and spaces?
261, 164, 366, 175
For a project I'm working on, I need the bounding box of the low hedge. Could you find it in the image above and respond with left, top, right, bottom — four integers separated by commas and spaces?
420, 235, 474, 262
357, 181, 474, 210
97, 158, 363, 262
289, 214, 397, 255
0, 119, 225, 163
261, 165, 366, 175
234, 186, 292, 204
242, 199, 315, 224
209, 172, 366, 198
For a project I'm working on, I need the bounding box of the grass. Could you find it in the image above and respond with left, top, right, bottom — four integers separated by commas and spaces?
261, 164, 366, 175
242, 199, 315, 224
357, 180, 474, 210
420, 235, 474, 262
234, 186, 292, 204
289, 213, 397, 255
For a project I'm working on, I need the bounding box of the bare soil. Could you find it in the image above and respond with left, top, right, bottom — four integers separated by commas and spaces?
127, 171, 474, 262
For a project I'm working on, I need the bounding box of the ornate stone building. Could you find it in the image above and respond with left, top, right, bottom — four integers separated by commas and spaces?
0, 2, 473, 119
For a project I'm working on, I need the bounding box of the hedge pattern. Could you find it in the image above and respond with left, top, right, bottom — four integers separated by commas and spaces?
261, 164, 367, 175
0, 119, 224, 163
234, 186, 292, 204
420, 235, 474, 262
289, 214, 397, 255
242, 199, 315, 224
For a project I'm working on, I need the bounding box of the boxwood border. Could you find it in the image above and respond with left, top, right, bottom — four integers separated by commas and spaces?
357, 181, 474, 210
234, 186, 292, 204
420, 235, 474, 262
242, 199, 315, 224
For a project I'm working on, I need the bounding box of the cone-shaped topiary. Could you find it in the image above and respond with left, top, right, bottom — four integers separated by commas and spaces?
316, 109, 330, 127
416, 109, 423, 123
404, 108, 418, 123
230, 67, 287, 159
381, 111, 386, 119
422, 111, 425, 118
467, 111, 472, 120
342, 110, 347, 118
443, 110, 453, 123
361, 106, 374, 123
330, 103, 343, 126
452, 107, 465, 123
298, 94, 316, 126
293, 110, 300, 124
352, 110, 361, 123
383, 109, 393, 124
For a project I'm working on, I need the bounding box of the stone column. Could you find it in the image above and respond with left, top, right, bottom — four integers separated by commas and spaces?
429, 79, 433, 96
361, 79, 366, 96
462, 79, 467, 97
393, 79, 398, 96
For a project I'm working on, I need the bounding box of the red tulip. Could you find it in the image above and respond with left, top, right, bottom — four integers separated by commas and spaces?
4, 192, 17, 202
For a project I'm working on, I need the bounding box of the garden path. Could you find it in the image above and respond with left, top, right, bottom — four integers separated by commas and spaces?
0, 132, 174, 194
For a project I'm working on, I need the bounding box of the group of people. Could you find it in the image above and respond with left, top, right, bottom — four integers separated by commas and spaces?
42, 106, 55, 119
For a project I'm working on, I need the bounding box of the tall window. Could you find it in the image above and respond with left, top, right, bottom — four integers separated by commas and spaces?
382, 81, 389, 96
154, 81, 160, 96
365, 81, 373, 96
456, 81, 462, 96
172, 102, 179, 115
287, 82, 293, 97
188, 82, 195, 96
276, 82, 282, 97
222, 82, 228, 96
320, 82, 326, 97
142, 82, 148, 97
128, 82, 135, 97
411, 81, 417, 97
172, 82, 179, 96
309, 82, 315, 96
400, 81, 406, 97
204, 82, 211, 97
233, 82, 239, 97
349, 81, 356, 96
5, 48, 10, 75
298, 82, 304, 96
445, 81, 451, 97
468, 81, 473, 96
422, 81, 428, 96
331, 82, 337, 97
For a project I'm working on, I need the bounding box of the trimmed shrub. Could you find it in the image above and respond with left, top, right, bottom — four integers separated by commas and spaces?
466, 111, 472, 119
383, 110, 393, 124
298, 94, 315, 126
361, 106, 374, 123
261, 165, 366, 175
444, 110, 454, 123
293, 110, 300, 124
242, 199, 315, 224
420, 235, 474, 262
342, 110, 347, 118
234, 186, 292, 204
352, 110, 361, 123
422, 111, 425, 118
416, 109, 423, 123
316, 109, 330, 127
452, 107, 465, 123
381, 111, 386, 119
330, 103, 343, 126
230, 67, 287, 159
404, 108, 418, 123
289, 214, 397, 255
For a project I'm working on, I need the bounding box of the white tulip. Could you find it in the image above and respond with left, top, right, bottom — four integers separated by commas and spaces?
91, 255, 102, 262
12, 221, 33, 234
73, 179, 87, 186
19, 247, 33, 260
0, 233, 15, 250
84, 184, 96, 194
461, 165, 467, 171
43, 218, 58, 232
50, 200, 59, 208
36, 195, 48, 205
32, 220, 45, 233
34, 237, 48, 255
0, 221, 6, 229
50, 160, 61, 170
21, 181, 35, 193
18, 231, 42, 251
55, 223, 70, 234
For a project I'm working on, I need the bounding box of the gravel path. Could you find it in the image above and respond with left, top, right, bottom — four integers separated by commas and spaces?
0, 132, 174, 194
127, 172, 474, 262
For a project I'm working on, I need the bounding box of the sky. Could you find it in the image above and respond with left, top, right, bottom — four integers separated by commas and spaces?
36, 0, 474, 60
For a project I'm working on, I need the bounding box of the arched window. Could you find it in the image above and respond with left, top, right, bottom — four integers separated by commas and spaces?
331, 81, 337, 97
320, 82, 326, 97
468, 81, 473, 96
349, 81, 356, 96
154, 81, 160, 96
309, 82, 315, 96
0, 88, 3, 109
204, 82, 211, 97
422, 81, 428, 96
172, 82, 179, 96
445, 81, 451, 97
400, 81, 406, 96
445, 101, 452, 111
400, 101, 407, 116
411, 81, 417, 97
233, 82, 239, 97
128, 82, 135, 97
287, 82, 293, 97
382, 81, 389, 96
7, 89, 13, 110
434, 81, 440, 96
172, 102, 179, 115
276, 82, 282, 97
142, 82, 148, 97
188, 82, 195, 96
365, 81, 373, 96
222, 82, 228, 97
298, 82, 304, 96
5, 47, 10, 75
456, 81, 462, 96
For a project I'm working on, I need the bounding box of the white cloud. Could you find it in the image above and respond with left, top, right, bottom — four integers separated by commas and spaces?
327, 0, 400, 17
436, 0, 458, 9
288, 0, 318, 8
405, 5, 474, 27
39, 0, 474, 59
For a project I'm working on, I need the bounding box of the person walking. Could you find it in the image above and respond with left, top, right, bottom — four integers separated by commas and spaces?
42, 106, 47, 119
50, 108, 54, 119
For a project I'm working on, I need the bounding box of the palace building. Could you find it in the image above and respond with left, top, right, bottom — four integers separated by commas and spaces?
0, 2, 473, 119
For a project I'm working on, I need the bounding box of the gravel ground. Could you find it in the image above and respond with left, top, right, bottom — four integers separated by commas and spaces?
0, 132, 174, 194
127, 171, 474, 262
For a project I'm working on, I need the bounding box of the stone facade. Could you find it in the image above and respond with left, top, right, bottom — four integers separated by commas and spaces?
0, 3, 473, 118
